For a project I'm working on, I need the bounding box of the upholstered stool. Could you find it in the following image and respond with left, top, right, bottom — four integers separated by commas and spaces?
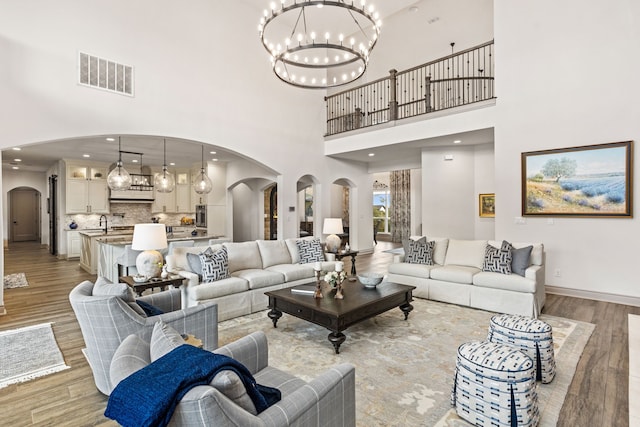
452, 341, 539, 427
488, 314, 556, 384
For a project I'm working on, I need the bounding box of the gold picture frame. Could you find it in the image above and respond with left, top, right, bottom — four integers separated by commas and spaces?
479, 193, 495, 217
521, 141, 633, 217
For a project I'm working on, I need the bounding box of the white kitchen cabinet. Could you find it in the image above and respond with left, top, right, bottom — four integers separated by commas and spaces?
152, 184, 177, 213
152, 169, 194, 213
67, 230, 81, 259
65, 161, 109, 214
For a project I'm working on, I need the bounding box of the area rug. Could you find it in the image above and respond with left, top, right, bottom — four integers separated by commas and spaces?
218, 298, 594, 427
0, 323, 69, 389
3, 272, 29, 289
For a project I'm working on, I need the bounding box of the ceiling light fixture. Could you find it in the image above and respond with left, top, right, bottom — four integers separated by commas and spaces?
106, 137, 115, 142
154, 139, 175, 193
193, 144, 213, 194
453, 140, 462, 144
12, 147, 21, 151
258, 0, 381, 89
106, 137, 132, 191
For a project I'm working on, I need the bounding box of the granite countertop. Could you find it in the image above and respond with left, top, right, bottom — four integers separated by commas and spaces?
96, 233, 225, 245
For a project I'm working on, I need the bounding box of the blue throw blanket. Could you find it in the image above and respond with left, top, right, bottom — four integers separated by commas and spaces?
105, 344, 281, 427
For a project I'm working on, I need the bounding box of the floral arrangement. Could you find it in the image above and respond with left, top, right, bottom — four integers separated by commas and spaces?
324, 270, 346, 288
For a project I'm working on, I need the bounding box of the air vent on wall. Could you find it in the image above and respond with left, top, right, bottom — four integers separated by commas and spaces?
78, 52, 134, 96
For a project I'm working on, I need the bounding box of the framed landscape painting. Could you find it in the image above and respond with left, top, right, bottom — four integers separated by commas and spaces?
479, 193, 495, 217
521, 141, 633, 217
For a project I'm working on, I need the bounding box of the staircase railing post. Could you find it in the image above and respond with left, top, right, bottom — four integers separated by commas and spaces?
389, 69, 398, 121
425, 76, 432, 112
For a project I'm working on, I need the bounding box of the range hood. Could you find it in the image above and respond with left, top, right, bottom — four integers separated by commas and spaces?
109, 189, 154, 203
108, 163, 155, 203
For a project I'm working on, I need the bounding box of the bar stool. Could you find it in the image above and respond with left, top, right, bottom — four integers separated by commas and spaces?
116, 245, 141, 277
167, 240, 195, 255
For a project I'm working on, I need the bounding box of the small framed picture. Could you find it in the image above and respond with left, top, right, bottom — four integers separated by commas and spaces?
479, 193, 495, 217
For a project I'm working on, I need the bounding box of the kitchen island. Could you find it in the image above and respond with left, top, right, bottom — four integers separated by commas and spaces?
77, 227, 227, 281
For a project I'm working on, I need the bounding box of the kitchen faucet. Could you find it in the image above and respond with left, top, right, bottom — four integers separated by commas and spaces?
99, 215, 108, 234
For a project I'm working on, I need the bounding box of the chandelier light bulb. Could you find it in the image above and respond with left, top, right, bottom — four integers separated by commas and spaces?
270, 2, 276, 10
310, 31, 316, 41
350, 37, 355, 46
325, 32, 330, 40
339, 34, 344, 42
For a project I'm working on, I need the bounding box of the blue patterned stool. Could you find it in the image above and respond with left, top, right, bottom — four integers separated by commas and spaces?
488, 314, 556, 384
452, 341, 539, 427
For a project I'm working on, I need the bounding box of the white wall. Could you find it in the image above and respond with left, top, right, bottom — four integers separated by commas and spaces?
494, 0, 640, 302
474, 143, 495, 239
422, 145, 477, 238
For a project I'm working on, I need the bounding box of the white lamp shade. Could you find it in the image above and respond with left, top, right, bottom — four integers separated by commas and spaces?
131, 224, 168, 251
323, 218, 344, 235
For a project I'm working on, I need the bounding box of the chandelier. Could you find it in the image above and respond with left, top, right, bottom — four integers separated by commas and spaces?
259, 0, 381, 89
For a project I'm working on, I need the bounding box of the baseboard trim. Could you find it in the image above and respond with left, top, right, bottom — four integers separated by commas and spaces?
546, 285, 640, 308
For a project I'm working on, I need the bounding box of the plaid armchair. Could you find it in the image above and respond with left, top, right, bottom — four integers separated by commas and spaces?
69, 279, 218, 395
111, 330, 356, 427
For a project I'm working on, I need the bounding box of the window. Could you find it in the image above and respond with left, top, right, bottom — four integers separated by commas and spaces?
373, 191, 391, 233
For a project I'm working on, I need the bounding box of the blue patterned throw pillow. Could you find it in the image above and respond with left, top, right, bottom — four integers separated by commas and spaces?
296, 238, 324, 264
405, 239, 435, 265
200, 246, 230, 282
483, 240, 513, 274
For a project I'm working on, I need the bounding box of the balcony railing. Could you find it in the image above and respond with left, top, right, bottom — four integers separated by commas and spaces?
325, 40, 495, 136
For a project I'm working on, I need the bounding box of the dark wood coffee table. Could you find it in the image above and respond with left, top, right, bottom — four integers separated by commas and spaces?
265, 280, 416, 354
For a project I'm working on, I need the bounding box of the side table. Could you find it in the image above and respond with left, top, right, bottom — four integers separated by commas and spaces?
332, 250, 359, 276
119, 275, 184, 297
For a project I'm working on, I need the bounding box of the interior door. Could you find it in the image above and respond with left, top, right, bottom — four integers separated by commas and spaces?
10, 188, 40, 242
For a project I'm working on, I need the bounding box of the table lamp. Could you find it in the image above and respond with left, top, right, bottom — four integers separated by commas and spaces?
131, 223, 168, 278
323, 218, 344, 253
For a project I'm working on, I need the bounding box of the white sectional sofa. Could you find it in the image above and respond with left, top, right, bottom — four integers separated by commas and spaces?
387, 237, 545, 317
166, 238, 336, 321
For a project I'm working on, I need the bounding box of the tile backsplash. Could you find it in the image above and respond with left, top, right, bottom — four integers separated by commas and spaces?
65, 203, 196, 230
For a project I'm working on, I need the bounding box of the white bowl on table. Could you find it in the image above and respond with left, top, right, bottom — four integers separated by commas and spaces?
357, 272, 384, 288
132, 274, 147, 283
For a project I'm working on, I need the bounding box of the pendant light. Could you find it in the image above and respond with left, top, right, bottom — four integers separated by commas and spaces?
107, 137, 132, 191
193, 144, 213, 194
154, 139, 175, 193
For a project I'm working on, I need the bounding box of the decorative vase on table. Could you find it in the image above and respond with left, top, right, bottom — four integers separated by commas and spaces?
324, 262, 346, 299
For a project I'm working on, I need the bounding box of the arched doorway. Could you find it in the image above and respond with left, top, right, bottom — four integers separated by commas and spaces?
9, 187, 41, 243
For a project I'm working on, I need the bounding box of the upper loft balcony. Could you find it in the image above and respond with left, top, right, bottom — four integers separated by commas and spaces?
324, 40, 495, 138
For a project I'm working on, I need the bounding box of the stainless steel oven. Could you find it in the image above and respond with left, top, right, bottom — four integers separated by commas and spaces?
195, 205, 207, 228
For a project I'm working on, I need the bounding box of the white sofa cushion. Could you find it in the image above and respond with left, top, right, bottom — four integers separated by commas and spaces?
191, 277, 249, 300
473, 271, 537, 293
232, 269, 285, 290
257, 240, 292, 268
224, 241, 263, 272
388, 262, 438, 279
266, 264, 315, 282
444, 239, 487, 269
430, 265, 480, 284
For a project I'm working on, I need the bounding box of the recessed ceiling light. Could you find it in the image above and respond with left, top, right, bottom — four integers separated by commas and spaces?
14, 158, 21, 162
368, 153, 375, 157
12, 166, 19, 170
12, 147, 21, 151
212, 158, 219, 162
453, 140, 462, 144
169, 162, 176, 166
209, 151, 217, 155
83, 154, 90, 158
106, 137, 115, 142
409, 6, 419, 13
132, 159, 138, 163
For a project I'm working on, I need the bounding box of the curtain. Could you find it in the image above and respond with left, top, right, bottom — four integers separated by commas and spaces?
390, 169, 411, 243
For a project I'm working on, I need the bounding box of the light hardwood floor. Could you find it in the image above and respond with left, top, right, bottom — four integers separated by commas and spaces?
0, 241, 637, 426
